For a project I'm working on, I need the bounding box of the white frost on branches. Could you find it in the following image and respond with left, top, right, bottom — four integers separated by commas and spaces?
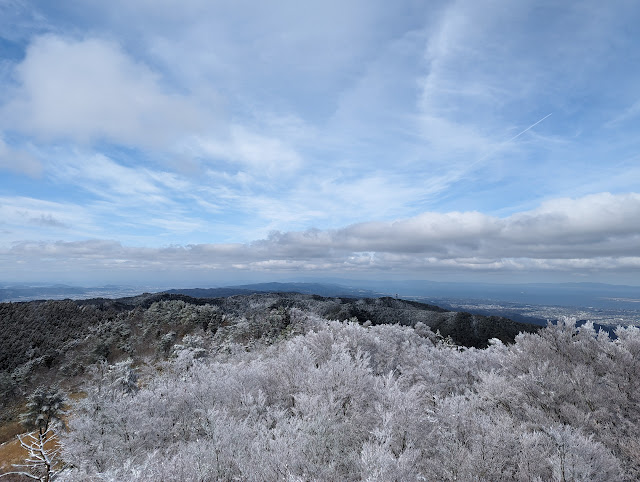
1, 428, 62, 482
57, 315, 638, 481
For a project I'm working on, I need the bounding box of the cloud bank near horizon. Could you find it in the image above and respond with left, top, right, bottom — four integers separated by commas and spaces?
3, 193, 639, 284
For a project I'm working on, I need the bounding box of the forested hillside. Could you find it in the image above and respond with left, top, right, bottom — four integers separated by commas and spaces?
0, 292, 538, 419
1, 293, 638, 480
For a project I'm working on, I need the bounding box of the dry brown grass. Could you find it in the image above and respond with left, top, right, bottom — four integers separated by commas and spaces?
0, 391, 84, 477
68, 391, 87, 402
0, 436, 27, 472
0, 431, 62, 476
0, 420, 23, 445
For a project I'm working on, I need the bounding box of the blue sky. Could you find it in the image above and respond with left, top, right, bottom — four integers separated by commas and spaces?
1, 0, 640, 286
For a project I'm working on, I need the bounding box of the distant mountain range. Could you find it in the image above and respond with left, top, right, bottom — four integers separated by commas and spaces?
0, 284, 149, 302
165, 282, 383, 299
2, 280, 639, 311
312, 279, 640, 309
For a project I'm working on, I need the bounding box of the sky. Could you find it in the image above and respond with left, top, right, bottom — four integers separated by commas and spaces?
1, 0, 640, 287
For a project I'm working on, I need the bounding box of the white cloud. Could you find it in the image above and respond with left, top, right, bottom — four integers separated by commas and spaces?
3, 193, 639, 279
64, 154, 163, 197
90, 0, 414, 100
195, 125, 302, 174
506, 193, 640, 242
0, 196, 97, 242
0, 135, 42, 177
1, 35, 209, 147
45, 153, 230, 241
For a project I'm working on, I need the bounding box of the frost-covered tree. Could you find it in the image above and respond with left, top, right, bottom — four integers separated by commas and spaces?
0, 428, 63, 482
58, 313, 636, 481
1, 387, 66, 481
20, 386, 66, 436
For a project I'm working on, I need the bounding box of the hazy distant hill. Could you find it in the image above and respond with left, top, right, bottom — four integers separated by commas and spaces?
166, 282, 382, 298
163, 287, 265, 298
0, 284, 89, 301
4, 280, 639, 310
0, 284, 148, 302
0, 281, 380, 303
331, 279, 640, 309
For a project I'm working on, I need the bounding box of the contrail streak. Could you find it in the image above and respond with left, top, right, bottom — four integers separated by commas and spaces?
467, 113, 553, 170
506, 112, 552, 143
